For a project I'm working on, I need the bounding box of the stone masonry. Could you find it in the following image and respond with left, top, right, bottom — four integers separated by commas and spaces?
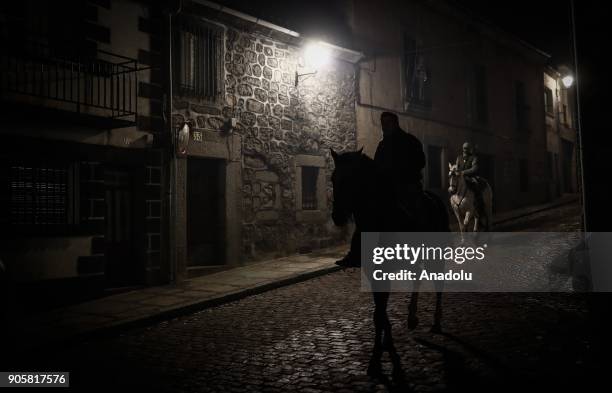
172, 25, 357, 262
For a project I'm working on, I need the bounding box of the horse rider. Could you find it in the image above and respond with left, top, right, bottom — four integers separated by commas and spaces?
375, 112, 426, 199
336, 111, 425, 267
455, 142, 485, 218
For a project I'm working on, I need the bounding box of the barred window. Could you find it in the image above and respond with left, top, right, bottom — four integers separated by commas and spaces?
174, 16, 223, 101
544, 87, 554, 115
301, 166, 319, 210
9, 161, 74, 227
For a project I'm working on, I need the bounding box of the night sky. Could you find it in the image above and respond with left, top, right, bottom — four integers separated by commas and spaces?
218, 0, 576, 66
452, 0, 574, 66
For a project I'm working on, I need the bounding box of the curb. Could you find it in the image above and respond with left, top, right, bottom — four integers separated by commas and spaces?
12, 263, 343, 357
492, 196, 579, 226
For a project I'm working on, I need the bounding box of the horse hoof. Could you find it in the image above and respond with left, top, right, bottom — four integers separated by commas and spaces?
407, 316, 419, 330
430, 324, 442, 334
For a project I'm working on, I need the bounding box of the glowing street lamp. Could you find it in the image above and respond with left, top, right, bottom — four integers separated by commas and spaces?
304, 42, 331, 68
295, 41, 331, 87
562, 74, 574, 88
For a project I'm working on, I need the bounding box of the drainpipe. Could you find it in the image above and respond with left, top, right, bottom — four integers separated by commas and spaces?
569, 0, 586, 232
166, 0, 183, 283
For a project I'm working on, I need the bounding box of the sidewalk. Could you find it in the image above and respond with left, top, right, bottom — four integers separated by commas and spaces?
8, 246, 347, 352
492, 193, 579, 225
7, 194, 579, 352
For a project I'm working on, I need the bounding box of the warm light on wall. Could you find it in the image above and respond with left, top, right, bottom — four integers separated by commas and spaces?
295, 41, 332, 87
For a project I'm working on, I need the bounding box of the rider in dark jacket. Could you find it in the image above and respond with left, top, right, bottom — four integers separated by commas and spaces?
374, 113, 426, 193
336, 111, 425, 267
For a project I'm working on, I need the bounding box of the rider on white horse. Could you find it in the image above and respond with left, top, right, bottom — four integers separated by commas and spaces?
455, 142, 486, 219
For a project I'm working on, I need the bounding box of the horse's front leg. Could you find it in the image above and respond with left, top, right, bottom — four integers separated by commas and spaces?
453, 207, 464, 237
463, 210, 472, 230
408, 287, 419, 330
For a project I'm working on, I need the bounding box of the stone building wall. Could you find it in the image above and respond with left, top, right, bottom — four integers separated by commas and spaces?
172, 24, 357, 262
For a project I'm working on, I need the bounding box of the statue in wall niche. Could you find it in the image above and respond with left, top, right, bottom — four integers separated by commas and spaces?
260, 182, 276, 209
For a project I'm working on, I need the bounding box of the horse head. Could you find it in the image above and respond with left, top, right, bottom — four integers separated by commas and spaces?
331, 147, 364, 226
448, 162, 463, 195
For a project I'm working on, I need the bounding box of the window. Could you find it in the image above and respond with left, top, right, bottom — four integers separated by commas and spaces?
468, 65, 488, 124
562, 104, 568, 125
301, 166, 319, 210
174, 16, 223, 100
515, 81, 529, 132
403, 34, 431, 109
427, 145, 443, 189
519, 159, 529, 192
544, 87, 554, 115
295, 155, 326, 222
8, 160, 77, 231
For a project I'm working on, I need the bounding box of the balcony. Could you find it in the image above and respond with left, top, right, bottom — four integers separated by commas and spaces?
1, 41, 139, 128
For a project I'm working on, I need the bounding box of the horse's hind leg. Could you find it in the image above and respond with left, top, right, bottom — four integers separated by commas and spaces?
368, 292, 391, 376
431, 292, 442, 333
407, 290, 419, 330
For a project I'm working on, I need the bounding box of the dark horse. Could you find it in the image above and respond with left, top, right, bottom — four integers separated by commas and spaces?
330, 149, 450, 378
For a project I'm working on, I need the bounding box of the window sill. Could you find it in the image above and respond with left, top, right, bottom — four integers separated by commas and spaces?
404, 100, 432, 112
296, 210, 327, 223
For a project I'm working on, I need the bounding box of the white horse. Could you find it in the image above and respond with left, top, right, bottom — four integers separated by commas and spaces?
448, 163, 493, 233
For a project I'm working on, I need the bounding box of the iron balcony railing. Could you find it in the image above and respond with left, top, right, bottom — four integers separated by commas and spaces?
1, 40, 138, 123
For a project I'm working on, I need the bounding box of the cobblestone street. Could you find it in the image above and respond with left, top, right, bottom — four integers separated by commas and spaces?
10, 202, 607, 392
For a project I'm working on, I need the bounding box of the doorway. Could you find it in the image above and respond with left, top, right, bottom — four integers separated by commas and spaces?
105, 166, 143, 287
187, 158, 225, 272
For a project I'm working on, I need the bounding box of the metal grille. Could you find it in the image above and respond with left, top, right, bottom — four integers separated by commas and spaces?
175, 16, 223, 100
9, 162, 69, 226
544, 87, 554, 115
0, 40, 139, 121
301, 167, 319, 210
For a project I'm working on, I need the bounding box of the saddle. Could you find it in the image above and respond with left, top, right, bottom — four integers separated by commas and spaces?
465, 176, 488, 193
